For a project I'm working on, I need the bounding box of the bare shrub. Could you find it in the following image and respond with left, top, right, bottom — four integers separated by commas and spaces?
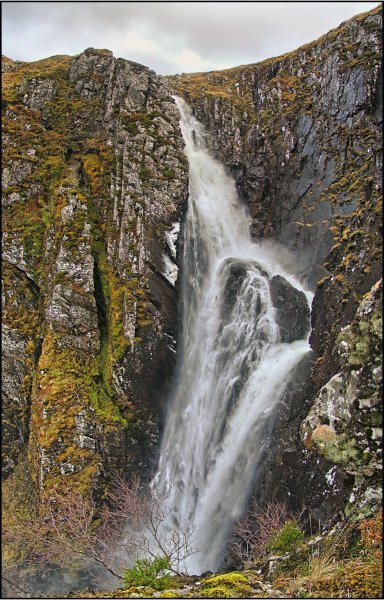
3, 484, 121, 579
230, 499, 289, 564
2, 476, 198, 588
100, 476, 198, 575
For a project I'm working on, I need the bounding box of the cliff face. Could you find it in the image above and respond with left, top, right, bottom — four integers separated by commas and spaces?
1, 5, 382, 544
170, 6, 382, 521
2, 48, 188, 506
172, 8, 381, 285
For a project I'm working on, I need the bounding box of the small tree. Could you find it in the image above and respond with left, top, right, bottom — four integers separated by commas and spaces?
3, 485, 122, 579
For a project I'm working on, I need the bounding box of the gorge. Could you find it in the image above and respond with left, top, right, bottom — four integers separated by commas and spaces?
153, 97, 312, 573
2, 5, 382, 598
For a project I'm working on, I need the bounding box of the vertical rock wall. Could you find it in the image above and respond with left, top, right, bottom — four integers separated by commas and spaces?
2, 49, 188, 504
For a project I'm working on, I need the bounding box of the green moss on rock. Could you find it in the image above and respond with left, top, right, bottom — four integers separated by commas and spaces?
202, 572, 253, 598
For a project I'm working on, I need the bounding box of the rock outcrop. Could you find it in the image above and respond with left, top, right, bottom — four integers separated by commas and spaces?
2, 49, 188, 506
302, 279, 382, 517
269, 275, 310, 343
221, 259, 310, 342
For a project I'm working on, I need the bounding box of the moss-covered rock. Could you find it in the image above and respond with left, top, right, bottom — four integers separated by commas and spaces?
2, 49, 187, 508
302, 280, 382, 517
201, 572, 254, 597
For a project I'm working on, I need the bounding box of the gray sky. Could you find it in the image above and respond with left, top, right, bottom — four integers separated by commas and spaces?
2, 2, 380, 74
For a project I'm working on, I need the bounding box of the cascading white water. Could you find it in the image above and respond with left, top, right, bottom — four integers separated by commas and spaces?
153, 97, 312, 573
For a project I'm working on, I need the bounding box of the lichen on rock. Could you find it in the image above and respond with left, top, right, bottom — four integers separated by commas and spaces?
302, 279, 382, 517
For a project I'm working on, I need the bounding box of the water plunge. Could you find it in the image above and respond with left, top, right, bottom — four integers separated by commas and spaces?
152, 97, 312, 573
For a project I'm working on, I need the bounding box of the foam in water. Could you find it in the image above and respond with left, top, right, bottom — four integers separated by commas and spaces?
152, 97, 312, 573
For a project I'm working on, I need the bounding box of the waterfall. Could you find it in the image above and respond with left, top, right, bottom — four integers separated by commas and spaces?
152, 97, 312, 574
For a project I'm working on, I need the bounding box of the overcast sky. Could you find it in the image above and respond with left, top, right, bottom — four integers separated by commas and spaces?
2, 2, 380, 75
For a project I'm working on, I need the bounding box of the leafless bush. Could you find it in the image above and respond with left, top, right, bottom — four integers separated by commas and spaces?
3, 476, 198, 585
101, 476, 198, 575
3, 484, 121, 579
230, 499, 289, 565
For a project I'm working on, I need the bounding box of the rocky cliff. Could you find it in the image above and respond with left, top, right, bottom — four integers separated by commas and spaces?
169, 5, 382, 523
1, 3, 382, 578
2, 49, 188, 514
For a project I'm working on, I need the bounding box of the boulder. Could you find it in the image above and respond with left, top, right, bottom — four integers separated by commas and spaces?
269, 275, 310, 342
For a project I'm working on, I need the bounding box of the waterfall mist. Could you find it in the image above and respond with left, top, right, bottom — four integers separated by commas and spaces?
152, 97, 312, 574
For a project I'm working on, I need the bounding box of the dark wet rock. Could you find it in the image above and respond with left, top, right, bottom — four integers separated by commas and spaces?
269, 275, 310, 342
221, 260, 250, 316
